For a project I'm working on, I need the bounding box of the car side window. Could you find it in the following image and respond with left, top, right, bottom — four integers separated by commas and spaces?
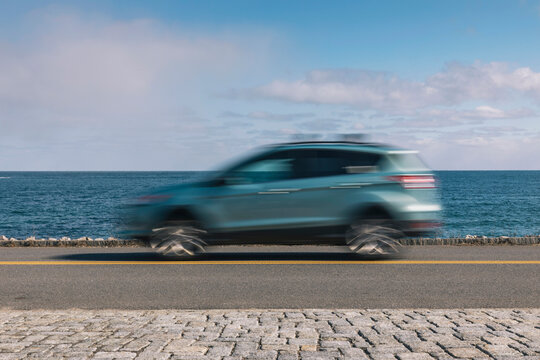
224, 151, 294, 184
293, 150, 381, 179
339, 150, 381, 174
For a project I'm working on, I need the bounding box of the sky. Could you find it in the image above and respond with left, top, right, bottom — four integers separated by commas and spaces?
1, 0, 540, 170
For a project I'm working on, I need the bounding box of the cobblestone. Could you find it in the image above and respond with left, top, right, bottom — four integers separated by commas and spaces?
0, 309, 538, 359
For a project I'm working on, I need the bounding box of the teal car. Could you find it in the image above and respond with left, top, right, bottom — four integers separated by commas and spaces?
124, 141, 441, 257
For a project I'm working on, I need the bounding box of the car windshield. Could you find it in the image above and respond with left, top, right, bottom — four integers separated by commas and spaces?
211, 147, 272, 175
218, 150, 295, 184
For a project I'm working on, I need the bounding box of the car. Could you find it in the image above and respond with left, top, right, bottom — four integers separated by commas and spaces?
122, 140, 441, 257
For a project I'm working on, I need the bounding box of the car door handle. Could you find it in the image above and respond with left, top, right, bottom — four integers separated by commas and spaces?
258, 188, 301, 194
330, 183, 372, 189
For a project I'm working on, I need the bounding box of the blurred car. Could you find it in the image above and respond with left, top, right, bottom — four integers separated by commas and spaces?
123, 140, 441, 257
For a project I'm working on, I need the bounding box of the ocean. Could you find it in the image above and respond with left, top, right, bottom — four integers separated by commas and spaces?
0, 171, 538, 239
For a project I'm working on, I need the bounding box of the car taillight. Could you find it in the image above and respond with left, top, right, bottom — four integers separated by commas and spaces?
409, 221, 442, 228
386, 175, 436, 189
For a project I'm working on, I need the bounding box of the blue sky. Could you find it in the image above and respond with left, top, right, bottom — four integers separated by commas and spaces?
1, 0, 540, 170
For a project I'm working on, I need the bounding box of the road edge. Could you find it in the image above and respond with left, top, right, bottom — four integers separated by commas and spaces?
0, 235, 539, 247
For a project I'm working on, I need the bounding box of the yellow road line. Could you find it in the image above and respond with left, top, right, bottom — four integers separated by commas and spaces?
0, 260, 538, 265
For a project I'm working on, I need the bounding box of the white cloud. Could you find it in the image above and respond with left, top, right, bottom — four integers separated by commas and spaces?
0, 11, 278, 169
427, 105, 534, 121
1, 11, 538, 170
0, 12, 258, 137
220, 111, 314, 121
461, 106, 534, 119
383, 106, 536, 128
244, 62, 540, 110
299, 118, 345, 131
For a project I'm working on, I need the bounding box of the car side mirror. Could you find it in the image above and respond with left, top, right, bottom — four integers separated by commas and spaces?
214, 176, 252, 186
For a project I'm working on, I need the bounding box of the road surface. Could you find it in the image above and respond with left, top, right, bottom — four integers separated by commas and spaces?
0, 246, 538, 309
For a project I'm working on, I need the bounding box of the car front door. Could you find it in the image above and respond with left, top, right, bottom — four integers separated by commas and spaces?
201, 150, 297, 233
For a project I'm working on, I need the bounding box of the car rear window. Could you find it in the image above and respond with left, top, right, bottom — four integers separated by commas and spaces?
386, 152, 430, 171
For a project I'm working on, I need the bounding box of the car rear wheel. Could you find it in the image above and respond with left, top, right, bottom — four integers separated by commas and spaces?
150, 220, 207, 258
346, 219, 403, 256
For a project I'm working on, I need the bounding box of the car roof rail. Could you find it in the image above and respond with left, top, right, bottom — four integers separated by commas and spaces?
271, 140, 386, 147
266, 133, 398, 149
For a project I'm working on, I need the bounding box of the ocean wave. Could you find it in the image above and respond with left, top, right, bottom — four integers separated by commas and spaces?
0, 177, 10, 179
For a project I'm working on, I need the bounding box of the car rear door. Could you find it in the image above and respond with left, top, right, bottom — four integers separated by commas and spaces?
278, 149, 383, 230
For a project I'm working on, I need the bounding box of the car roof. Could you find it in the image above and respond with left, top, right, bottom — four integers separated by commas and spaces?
268, 141, 412, 154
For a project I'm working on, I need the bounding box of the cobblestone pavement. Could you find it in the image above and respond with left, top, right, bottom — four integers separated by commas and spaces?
0, 309, 538, 359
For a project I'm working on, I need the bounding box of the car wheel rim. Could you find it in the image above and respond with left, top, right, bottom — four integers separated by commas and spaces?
346, 221, 403, 256
150, 221, 207, 257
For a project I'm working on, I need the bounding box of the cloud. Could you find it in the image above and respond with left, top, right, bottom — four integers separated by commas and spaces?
383, 106, 536, 128
241, 62, 540, 110
220, 110, 344, 132
1, 10, 538, 170
0, 11, 259, 138
299, 118, 345, 131
459, 106, 535, 120
219, 110, 314, 121
0, 10, 280, 169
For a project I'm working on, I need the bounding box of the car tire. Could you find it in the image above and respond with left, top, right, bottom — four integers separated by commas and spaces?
150, 220, 207, 258
346, 219, 403, 257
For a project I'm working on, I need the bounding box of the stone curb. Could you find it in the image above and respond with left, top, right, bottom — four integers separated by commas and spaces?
0, 235, 539, 247
0, 236, 145, 247
398, 235, 540, 245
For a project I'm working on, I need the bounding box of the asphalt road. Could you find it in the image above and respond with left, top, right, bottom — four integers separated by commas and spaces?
0, 246, 538, 309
